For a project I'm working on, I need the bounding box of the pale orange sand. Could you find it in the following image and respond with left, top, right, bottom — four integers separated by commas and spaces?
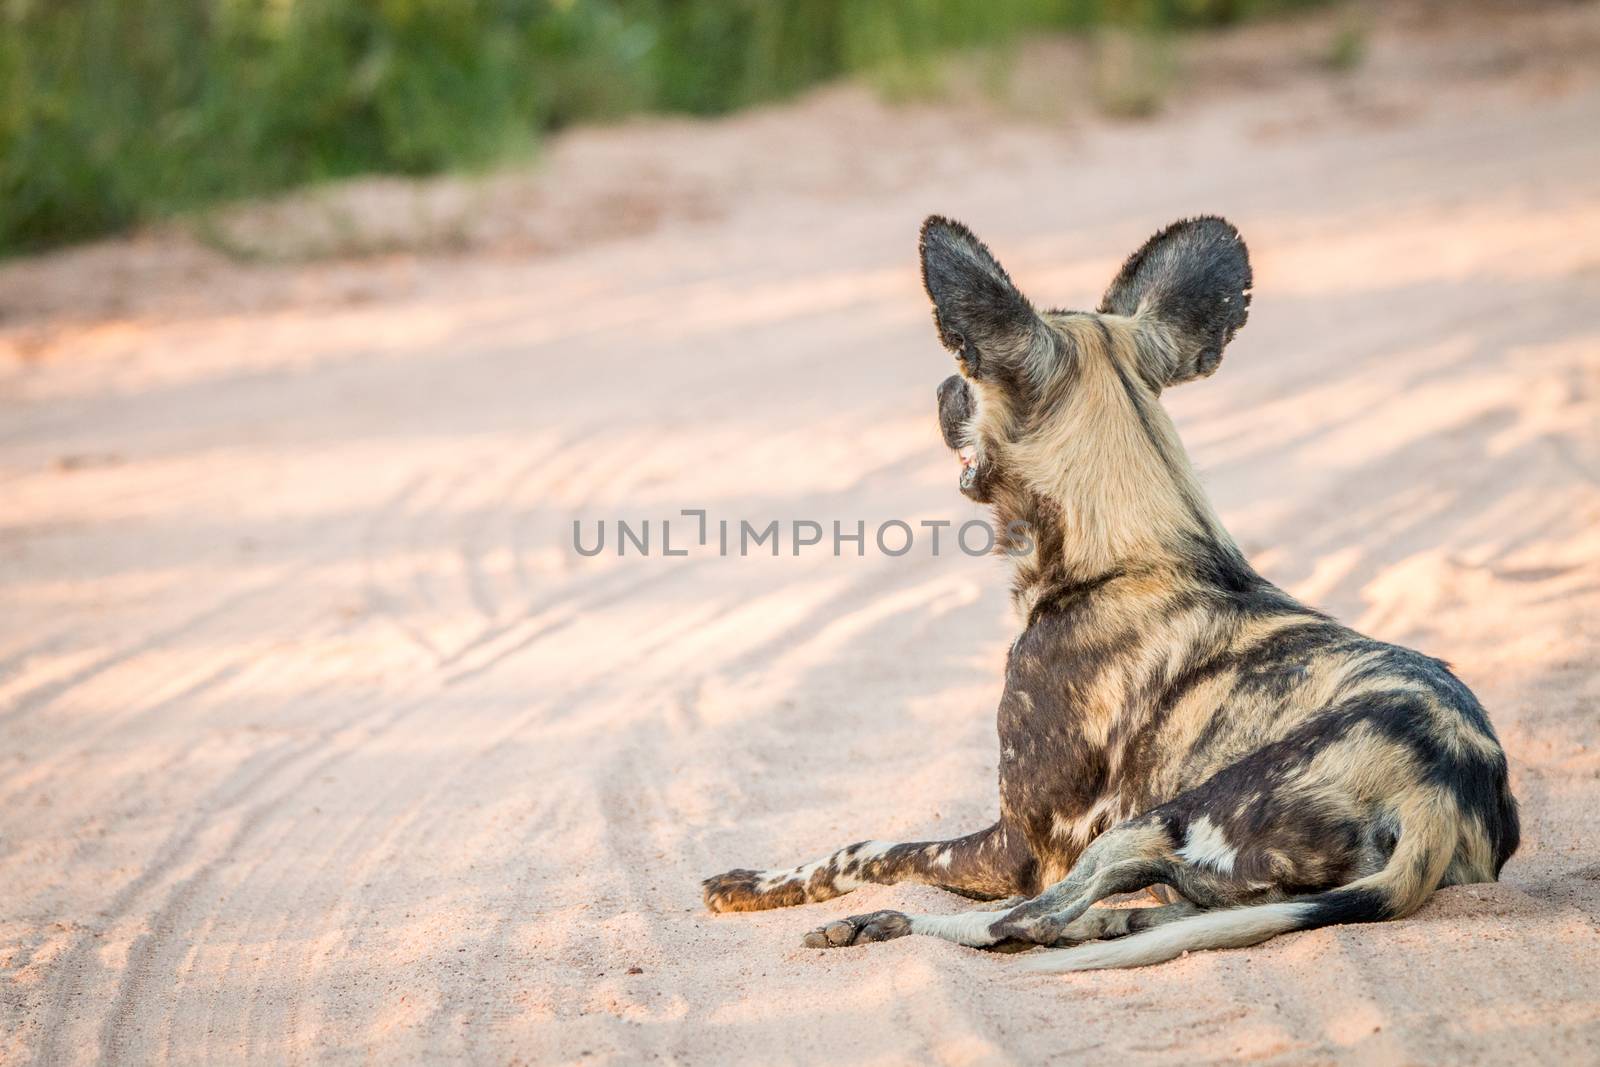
3, 5, 1600, 1064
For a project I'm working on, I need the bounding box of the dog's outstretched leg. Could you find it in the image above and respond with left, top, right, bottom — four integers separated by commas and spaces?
800, 824, 1173, 948
802, 817, 1262, 950
806, 900, 1201, 951
703, 822, 1028, 913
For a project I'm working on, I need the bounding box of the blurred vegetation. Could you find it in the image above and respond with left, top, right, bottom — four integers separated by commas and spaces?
1320, 10, 1369, 72
0, 0, 1329, 254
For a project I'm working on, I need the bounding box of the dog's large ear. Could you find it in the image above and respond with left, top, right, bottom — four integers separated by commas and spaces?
1100, 216, 1251, 391
920, 216, 1042, 381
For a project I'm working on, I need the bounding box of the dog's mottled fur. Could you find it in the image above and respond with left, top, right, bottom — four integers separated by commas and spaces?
701, 216, 1519, 970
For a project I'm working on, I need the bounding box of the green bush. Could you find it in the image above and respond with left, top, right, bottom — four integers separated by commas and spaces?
0, 0, 1326, 255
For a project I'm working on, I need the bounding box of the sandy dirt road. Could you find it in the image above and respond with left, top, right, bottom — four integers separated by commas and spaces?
4, 6, 1600, 1064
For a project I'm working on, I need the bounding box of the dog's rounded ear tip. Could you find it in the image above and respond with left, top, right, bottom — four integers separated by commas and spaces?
920, 214, 974, 247
1210, 216, 1250, 254
919, 214, 950, 248
1167, 214, 1246, 248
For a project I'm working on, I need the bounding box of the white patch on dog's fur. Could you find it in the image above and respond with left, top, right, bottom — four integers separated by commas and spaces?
827, 840, 895, 893
1017, 901, 1311, 972
1177, 816, 1238, 876
909, 911, 1004, 947
1055, 795, 1125, 847
757, 839, 898, 894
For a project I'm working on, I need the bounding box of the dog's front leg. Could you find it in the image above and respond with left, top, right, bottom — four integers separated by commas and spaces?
802, 819, 1202, 949
702, 822, 1028, 913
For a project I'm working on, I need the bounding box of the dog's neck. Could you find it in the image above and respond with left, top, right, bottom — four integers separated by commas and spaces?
1000, 493, 1251, 626
993, 399, 1251, 625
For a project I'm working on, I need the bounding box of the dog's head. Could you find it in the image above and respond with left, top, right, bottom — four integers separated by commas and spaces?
927, 215, 1251, 573
929, 214, 1250, 505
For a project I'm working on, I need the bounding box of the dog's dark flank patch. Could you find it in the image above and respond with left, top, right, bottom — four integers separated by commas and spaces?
702, 215, 1517, 972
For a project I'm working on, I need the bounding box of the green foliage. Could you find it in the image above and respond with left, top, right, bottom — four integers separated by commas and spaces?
1321, 13, 1368, 72
0, 0, 1328, 254
0, 0, 641, 252
1092, 27, 1173, 119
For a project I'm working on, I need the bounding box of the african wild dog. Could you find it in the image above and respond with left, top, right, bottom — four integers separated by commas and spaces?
701, 216, 1519, 971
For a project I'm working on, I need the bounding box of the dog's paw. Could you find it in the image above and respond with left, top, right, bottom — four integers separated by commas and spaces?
702, 869, 763, 912
801, 910, 912, 949
702, 868, 806, 913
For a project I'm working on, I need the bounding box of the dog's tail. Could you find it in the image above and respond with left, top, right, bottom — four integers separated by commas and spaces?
1019, 795, 1457, 974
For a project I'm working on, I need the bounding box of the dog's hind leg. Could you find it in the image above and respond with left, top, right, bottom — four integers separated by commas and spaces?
803, 816, 1260, 949
1049, 900, 1202, 944
704, 821, 1030, 913
800, 820, 1165, 947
